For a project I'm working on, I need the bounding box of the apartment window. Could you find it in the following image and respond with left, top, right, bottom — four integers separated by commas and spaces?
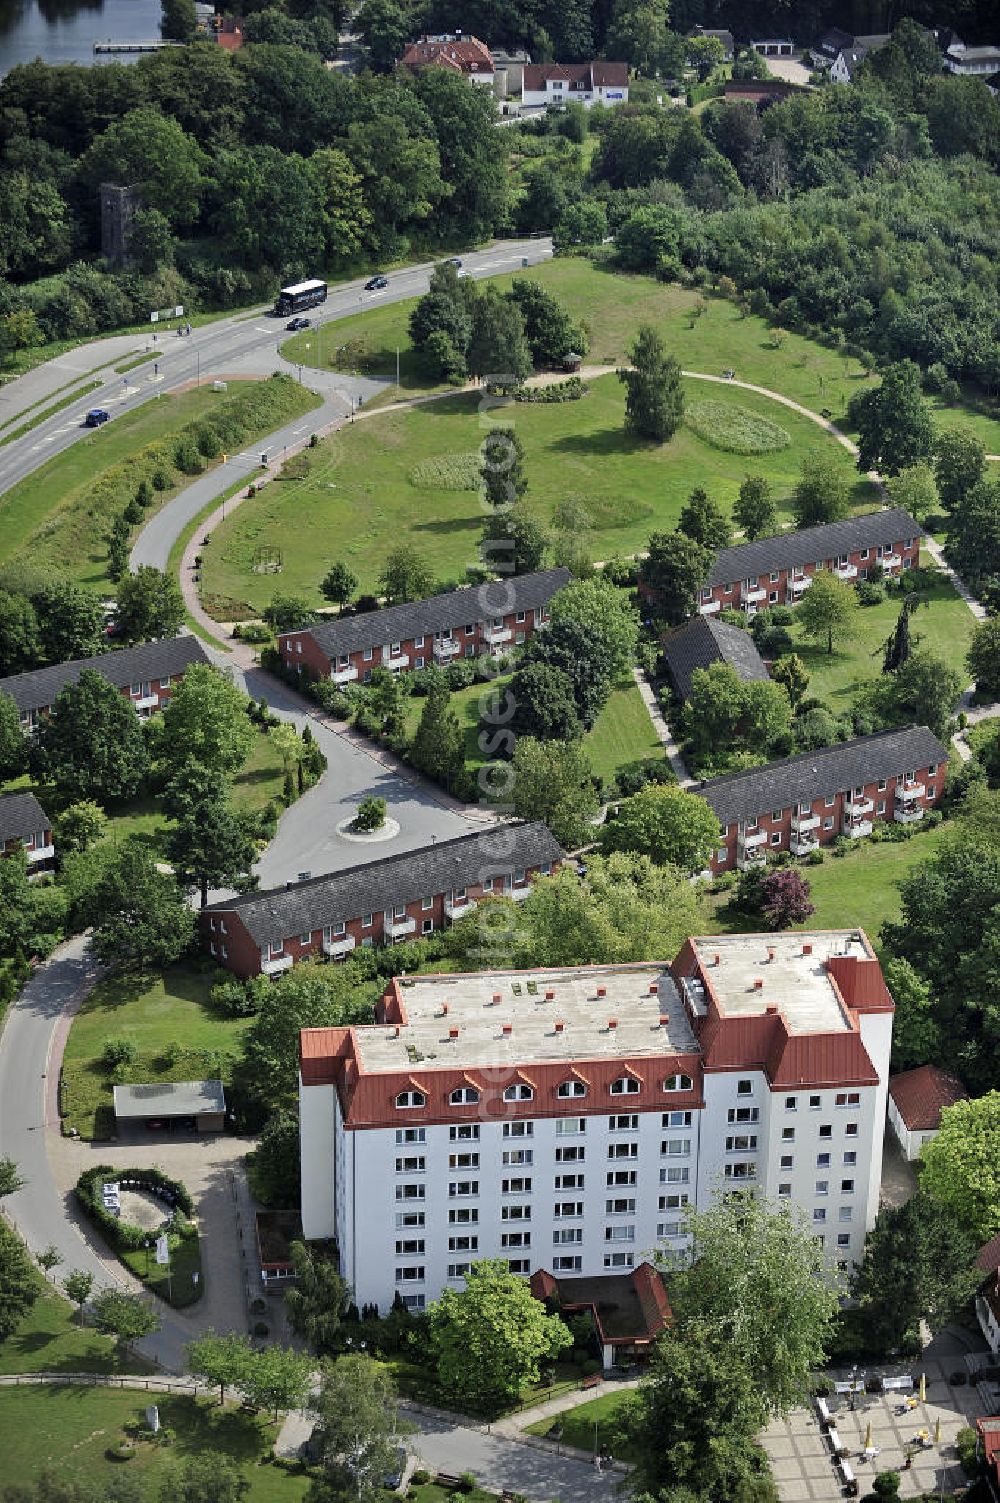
501, 1231, 531, 1248
558, 1080, 587, 1098
610, 1076, 640, 1096
448, 1208, 478, 1224
661, 1139, 691, 1156
555, 1145, 584, 1163
555, 1118, 586, 1136
781, 1127, 795, 1142
877, 801, 886, 815
448, 1263, 471, 1280
395, 1267, 424, 1283
608, 1170, 638, 1187
362, 913, 373, 929
609, 1114, 638, 1132
395, 1128, 426, 1145
413, 636, 424, 650
658, 1220, 682, 1238
835, 1091, 860, 1108
395, 1184, 424, 1201
605, 1225, 635, 1243
553, 1256, 582, 1272
606, 1198, 636, 1215
928, 763, 938, 776
395, 1156, 424, 1173
503, 1121, 533, 1138
502, 1204, 531, 1221
825, 796, 835, 808
448, 1152, 479, 1170
843, 1151, 857, 1166
725, 1162, 757, 1180
395, 1239, 425, 1256
396, 1211, 425, 1229
502, 1149, 532, 1167
839, 1206, 853, 1222
823, 816, 834, 831
421, 918, 433, 935
503, 1083, 533, 1102
817, 1152, 830, 1168
726, 1135, 757, 1152
815, 1180, 829, 1196
728, 1107, 759, 1124
402, 1294, 425, 1311
608, 1142, 638, 1160
664, 1073, 693, 1092
450, 1126, 481, 1146
502, 1177, 532, 1194
395, 1090, 426, 1109
507, 1258, 531, 1275
659, 1193, 688, 1211
785, 1096, 797, 1111
421, 896, 433, 912
808, 1094, 821, 1109
449, 1181, 479, 1198
837, 1234, 851, 1249
662, 1111, 692, 1128
778, 1183, 791, 1197
877, 779, 887, 792
813, 1209, 826, 1224
553, 1227, 583, 1247
819, 1124, 832, 1139
841, 1179, 854, 1194
660, 1167, 690, 1184
555, 1173, 584, 1190
604, 1253, 634, 1269
448, 1235, 478, 1253
780, 1154, 793, 1169
363, 648, 373, 662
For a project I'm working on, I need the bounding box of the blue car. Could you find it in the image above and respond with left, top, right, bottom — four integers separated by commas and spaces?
84, 408, 111, 427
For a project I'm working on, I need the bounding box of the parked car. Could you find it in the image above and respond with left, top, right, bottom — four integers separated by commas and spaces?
383, 1448, 407, 1489
364, 275, 389, 291
84, 408, 110, 427
446, 257, 463, 268
286, 316, 311, 331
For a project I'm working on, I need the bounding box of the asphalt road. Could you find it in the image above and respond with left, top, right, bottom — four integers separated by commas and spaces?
0, 237, 553, 498
408, 1411, 620, 1503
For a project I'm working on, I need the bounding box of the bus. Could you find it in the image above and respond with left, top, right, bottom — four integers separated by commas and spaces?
274, 279, 328, 316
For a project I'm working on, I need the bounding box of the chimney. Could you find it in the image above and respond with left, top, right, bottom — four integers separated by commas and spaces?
802, 942, 813, 956
649, 982, 659, 995
448, 1026, 459, 1040
545, 989, 555, 1001
713, 952, 721, 966
608, 1017, 618, 1030
752, 977, 764, 991
658, 1015, 670, 1028
491, 992, 502, 1006
394, 1024, 400, 1038
441, 1001, 449, 1016
767, 947, 776, 963
501, 1023, 513, 1037
596, 986, 607, 998
554, 1019, 565, 1034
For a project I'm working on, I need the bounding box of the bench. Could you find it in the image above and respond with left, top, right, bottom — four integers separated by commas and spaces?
435, 1475, 461, 1490
815, 1396, 832, 1427
581, 1373, 603, 1390
837, 1456, 858, 1496
881, 1374, 914, 1392
826, 1427, 842, 1456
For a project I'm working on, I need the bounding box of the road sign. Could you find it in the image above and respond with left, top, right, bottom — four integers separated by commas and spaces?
155, 1235, 169, 1266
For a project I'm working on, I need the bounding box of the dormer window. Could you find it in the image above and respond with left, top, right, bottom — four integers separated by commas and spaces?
504, 1083, 533, 1102
557, 1080, 587, 1099
450, 1087, 480, 1105
611, 1076, 640, 1096
396, 1090, 426, 1109
664, 1073, 693, 1092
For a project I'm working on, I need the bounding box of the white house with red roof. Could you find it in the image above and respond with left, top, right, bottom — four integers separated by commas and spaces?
521, 61, 629, 108
398, 34, 495, 85
886, 1063, 968, 1161
298, 932, 893, 1312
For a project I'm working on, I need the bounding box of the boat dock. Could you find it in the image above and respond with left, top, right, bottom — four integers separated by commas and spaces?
93, 39, 184, 54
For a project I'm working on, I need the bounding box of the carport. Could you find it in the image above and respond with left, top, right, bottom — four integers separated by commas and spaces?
112, 1080, 226, 1134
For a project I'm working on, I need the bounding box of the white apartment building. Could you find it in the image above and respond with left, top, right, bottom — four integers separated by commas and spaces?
299, 932, 894, 1312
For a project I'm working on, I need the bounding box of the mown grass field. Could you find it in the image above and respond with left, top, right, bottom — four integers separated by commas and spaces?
0, 1288, 155, 1377
525, 1386, 635, 1460
0, 379, 320, 590
61, 964, 250, 1140
0, 1387, 311, 1502
201, 374, 872, 612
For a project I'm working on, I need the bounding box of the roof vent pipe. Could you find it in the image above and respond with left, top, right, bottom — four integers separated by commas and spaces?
753, 977, 764, 991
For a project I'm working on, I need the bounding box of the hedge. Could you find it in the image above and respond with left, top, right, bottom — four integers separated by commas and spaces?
76, 1164, 194, 1253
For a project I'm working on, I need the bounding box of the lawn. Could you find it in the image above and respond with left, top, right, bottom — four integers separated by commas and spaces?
703, 820, 951, 941
787, 570, 977, 709
0, 1386, 311, 1502
0, 1287, 155, 1377
61, 964, 251, 1140
201, 374, 871, 612
0, 378, 320, 590
525, 1387, 634, 1460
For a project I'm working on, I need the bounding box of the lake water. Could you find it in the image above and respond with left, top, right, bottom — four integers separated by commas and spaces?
0, 0, 166, 76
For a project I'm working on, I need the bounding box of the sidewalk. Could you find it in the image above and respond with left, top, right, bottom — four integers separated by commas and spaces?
632, 667, 694, 787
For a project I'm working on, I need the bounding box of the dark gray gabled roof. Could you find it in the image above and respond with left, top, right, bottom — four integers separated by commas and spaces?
0, 635, 209, 714
205, 822, 564, 947
706, 510, 920, 588
696, 726, 948, 828
661, 616, 769, 702
297, 569, 572, 662
0, 791, 51, 843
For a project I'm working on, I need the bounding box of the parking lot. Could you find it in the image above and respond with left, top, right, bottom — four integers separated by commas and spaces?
763, 1355, 991, 1501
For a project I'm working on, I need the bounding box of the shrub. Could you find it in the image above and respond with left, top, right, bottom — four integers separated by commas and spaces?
212, 977, 258, 1017
856, 580, 885, 606
685, 401, 790, 455
457, 1474, 477, 1493
408, 453, 481, 491
411, 1470, 431, 1486
101, 1037, 137, 1069
194, 425, 221, 460
353, 796, 386, 832
806, 848, 824, 865
174, 439, 205, 475
512, 377, 588, 403
832, 835, 852, 857
956, 1426, 980, 1478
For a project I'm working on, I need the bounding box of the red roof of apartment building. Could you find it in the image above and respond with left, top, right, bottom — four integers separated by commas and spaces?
888, 1064, 968, 1132
399, 35, 494, 75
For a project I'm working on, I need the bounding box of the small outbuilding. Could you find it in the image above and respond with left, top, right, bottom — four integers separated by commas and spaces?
661, 613, 769, 704
531, 1261, 671, 1372
112, 1080, 226, 1134
886, 1064, 967, 1161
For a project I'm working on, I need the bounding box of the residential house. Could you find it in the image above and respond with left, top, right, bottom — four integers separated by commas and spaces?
698, 725, 948, 875
943, 42, 1000, 76
689, 26, 735, 61
661, 615, 769, 704
666, 508, 922, 619
530, 1262, 672, 1371
491, 48, 531, 97
298, 931, 894, 1308
723, 78, 801, 105
750, 38, 795, 57
278, 568, 570, 685
0, 791, 54, 873
398, 34, 495, 85
830, 35, 890, 82
202, 822, 564, 978
521, 62, 629, 109
812, 26, 856, 68
0, 635, 209, 733
886, 1064, 968, 1162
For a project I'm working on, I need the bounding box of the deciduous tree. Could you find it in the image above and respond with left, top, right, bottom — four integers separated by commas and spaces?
241, 1344, 313, 1420
158, 664, 256, 778
32, 583, 105, 664
510, 737, 598, 849
641, 532, 715, 626
796, 570, 858, 654
286, 1241, 349, 1354
849, 361, 935, 477
164, 763, 257, 907
678, 487, 732, 550
0, 690, 26, 780
510, 662, 582, 742
0, 1220, 40, 1343
160, 1453, 249, 1503
967, 616, 1000, 699
882, 956, 941, 1071
618, 325, 684, 442
320, 561, 357, 613
935, 430, 986, 512
79, 841, 196, 972
603, 783, 720, 873
0, 589, 41, 677
771, 653, 809, 708
92, 1289, 160, 1354
312, 1354, 401, 1503
886, 463, 938, 524
115, 567, 184, 644
480, 425, 527, 508
379, 545, 434, 605
187, 1331, 254, 1405
734, 474, 776, 541
62, 1270, 94, 1325
466, 287, 532, 385
920, 1091, 1000, 1244
792, 451, 850, 528
481, 508, 548, 576
34, 669, 149, 803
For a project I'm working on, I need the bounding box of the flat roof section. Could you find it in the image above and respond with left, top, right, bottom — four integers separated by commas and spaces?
356, 965, 697, 1073
113, 1080, 226, 1118
691, 932, 868, 1035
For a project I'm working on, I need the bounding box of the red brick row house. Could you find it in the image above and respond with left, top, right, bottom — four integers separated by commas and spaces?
0, 791, 54, 873
278, 568, 571, 687
697, 725, 948, 874
644, 509, 921, 621
202, 822, 564, 978
0, 636, 209, 733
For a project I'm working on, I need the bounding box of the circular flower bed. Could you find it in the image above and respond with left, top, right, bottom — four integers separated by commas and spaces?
685, 400, 791, 454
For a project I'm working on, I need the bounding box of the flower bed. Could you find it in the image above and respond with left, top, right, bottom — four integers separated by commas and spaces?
685, 399, 791, 454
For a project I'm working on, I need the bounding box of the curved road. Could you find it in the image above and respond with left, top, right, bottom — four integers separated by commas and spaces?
0, 238, 552, 498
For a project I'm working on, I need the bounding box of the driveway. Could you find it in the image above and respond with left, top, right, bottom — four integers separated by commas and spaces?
406, 1409, 622, 1503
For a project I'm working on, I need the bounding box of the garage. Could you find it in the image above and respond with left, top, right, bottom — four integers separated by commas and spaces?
112, 1080, 227, 1134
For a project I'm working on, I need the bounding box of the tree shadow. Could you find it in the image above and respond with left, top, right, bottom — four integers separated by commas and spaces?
549, 428, 645, 457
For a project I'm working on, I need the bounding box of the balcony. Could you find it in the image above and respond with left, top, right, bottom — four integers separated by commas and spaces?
322, 934, 356, 958
25, 843, 55, 864
842, 819, 873, 839
385, 915, 416, 939
134, 694, 159, 711
739, 830, 768, 850
844, 796, 873, 818
482, 624, 513, 646
791, 811, 820, 833
698, 598, 721, 615
791, 835, 820, 857
898, 781, 924, 802
834, 563, 858, 581
507, 883, 532, 901
382, 651, 410, 671
433, 639, 460, 661
788, 574, 812, 594
880, 553, 902, 570
445, 897, 477, 920
894, 806, 924, 826
737, 846, 767, 871
331, 665, 358, 685
741, 586, 766, 605
262, 953, 293, 977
